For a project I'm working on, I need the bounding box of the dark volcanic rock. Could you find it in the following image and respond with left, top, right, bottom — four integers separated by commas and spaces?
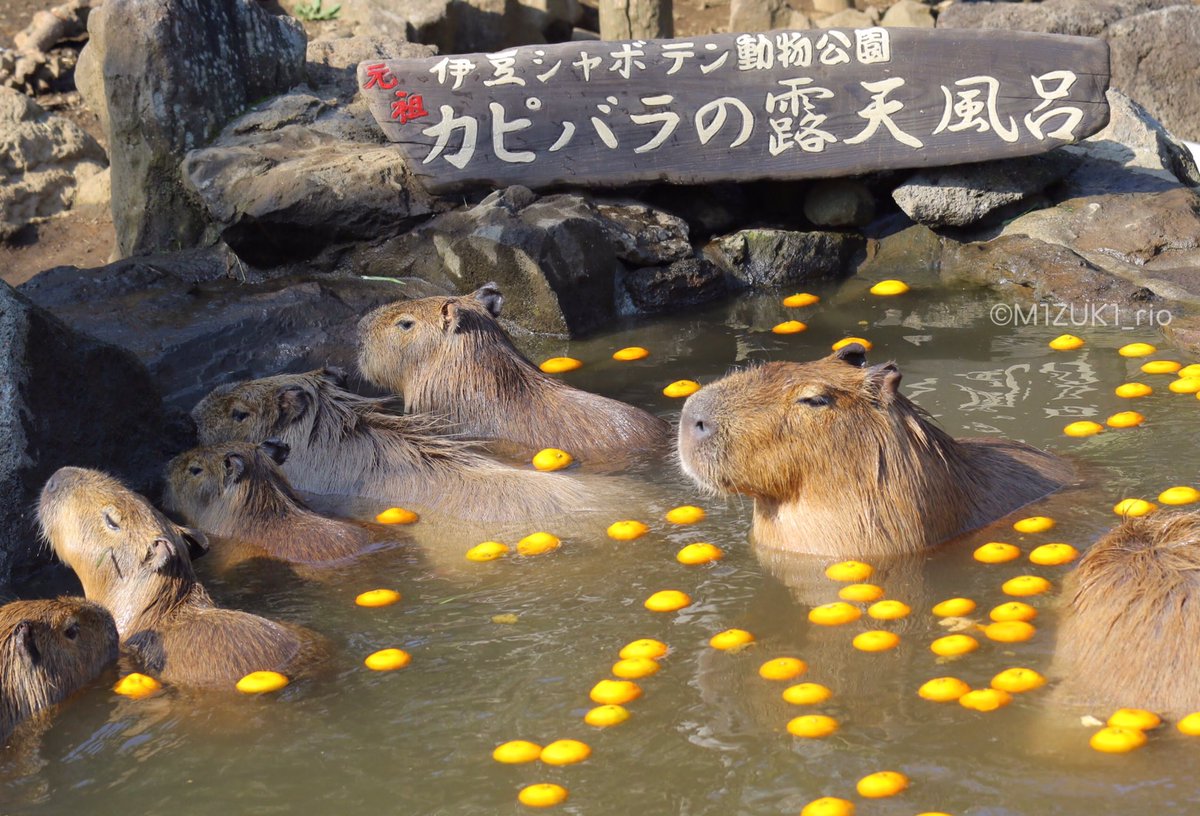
1107, 5, 1200, 142
936, 0, 1180, 36
596, 202, 692, 267
620, 257, 728, 315
708, 228, 865, 290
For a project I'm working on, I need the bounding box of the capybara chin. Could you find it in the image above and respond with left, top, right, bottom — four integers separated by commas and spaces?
355, 283, 671, 460
678, 344, 1074, 559
0, 598, 118, 744
38, 467, 321, 690
1052, 511, 1200, 717
189, 367, 597, 521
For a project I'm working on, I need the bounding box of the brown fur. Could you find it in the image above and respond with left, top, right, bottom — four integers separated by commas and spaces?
678, 344, 1075, 558
38, 467, 321, 690
189, 367, 597, 521
356, 283, 671, 460
1052, 511, 1200, 717
0, 598, 117, 745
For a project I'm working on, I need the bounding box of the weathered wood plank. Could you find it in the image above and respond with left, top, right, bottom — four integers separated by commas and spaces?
357, 29, 1110, 193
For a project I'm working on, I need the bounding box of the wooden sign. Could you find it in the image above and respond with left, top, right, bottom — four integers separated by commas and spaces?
357, 29, 1110, 193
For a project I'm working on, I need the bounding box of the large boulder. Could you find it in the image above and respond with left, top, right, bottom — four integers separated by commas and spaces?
1107, 5, 1200, 142
0, 281, 170, 591
707, 228, 865, 290
619, 257, 728, 316
936, 0, 1181, 36
76, 0, 307, 257
0, 88, 106, 241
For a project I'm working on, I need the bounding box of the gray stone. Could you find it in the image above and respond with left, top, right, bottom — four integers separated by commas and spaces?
812, 0, 850, 13
1108, 5, 1200, 142
708, 228, 865, 290
936, 0, 1180, 36
76, 0, 307, 257
891, 154, 1077, 228
729, 0, 811, 32
803, 179, 875, 228
620, 257, 727, 316
0, 88, 106, 241
881, 0, 934, 27
596, 202, 692, 266
0, 281, 170, 591
305, 35, 435, 99
817, 7, 878, 26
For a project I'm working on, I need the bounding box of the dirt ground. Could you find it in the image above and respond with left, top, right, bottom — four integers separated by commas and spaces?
673, 0, 732, 36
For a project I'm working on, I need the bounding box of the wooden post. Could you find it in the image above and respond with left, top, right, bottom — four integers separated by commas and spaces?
599, 0, 673, 40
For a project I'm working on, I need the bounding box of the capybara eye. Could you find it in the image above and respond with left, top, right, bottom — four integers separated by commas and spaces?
62, 622, 79, 641
231, 409, 250, 423
395, 317, 416, 331
103, 512, 121, 532
797, 395, 832, 408
188, 466, 203, 476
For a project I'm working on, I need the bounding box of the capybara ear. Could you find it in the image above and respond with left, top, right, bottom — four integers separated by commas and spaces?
472, 282, 504, 317
277, 385, 312, 423
222, 453, 247, 486
440, 300, 460, 333
147, 538, 178, 573
12, 621, 39, 664
319, 367, 348, 389
833, 342, 869, 368
259, 438, 290, 466
178, 527, 209, 561
866, 362, 903, 403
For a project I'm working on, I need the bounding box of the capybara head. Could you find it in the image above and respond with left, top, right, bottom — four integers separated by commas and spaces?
190, 367, 352, 447
164, 439, 296, 535
38, 467, 208, 634
1055, 511, 1200, 715
0, 597, 118, 741
356, 283, 506, 396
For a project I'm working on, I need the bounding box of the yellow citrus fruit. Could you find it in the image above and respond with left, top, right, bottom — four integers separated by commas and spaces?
1064, 421, 1104, 438
808, 602, 862, 626
518, 783, 569, 807
959, 688, 1012, 711
870, 279, 910, 296
867, 600, 911, 620
589, 679, 642, 705
989, 602, 1038, 622
983, 620, 1036, 643
1106, 411, 1145, 428
800, 797, 854, 816
1168, 377, 1200, 394
540, 357, 582, 373
783, 292, 820, 308
663, 379, 701, 398
1108, 708, 1161, 730
532, 448, 573, 471
584, 704, 630, 727
930, 634, 979, 656
1013, 516, 1055, 534
612, 657, 660, 679
1159, 486, 1200, 505
235, 671, 289, 694
665, 505, 705, 524
539, 739, 591, 766
1029, 543, 1078, 565
1177, 712, 1200, 735
1115, 382, 1152, 398
644, 590, 691, 612
356, 588, 401, 608
758, 657, 807, 681
676, 542, 723, 565
853, 631, 901, 652
782, 682, 832, 705
931, 597, 976, 617
990, 667, 1046, 693
839, 583, 885, 602
918, 677, 970, 702
1002, 576, 1052, 596
466, 541, 510, 562
772, 320, 807, 334
974, 542, 1021, 563
113, 673, 162, 699
612, 346, 649, 361
709, 629, 755, 651
1090, 726, 1147, 753
832, 336, 873, 351
1049, 334, 1085, 351
1142, 360, 1181, 374
1114, 498, 1157, 517
364, 648, 411, 671
517, 532, 561, 555
375, 507, 418, 524
856, 770, 909, 798
607, 520, 648, 541
1180, 364, 1200, 378
786, 714, 839, 738
493, 740, 542, 764
1118, 343, 1157, 358
620, 639, 667, 660
824, 560, 874, 581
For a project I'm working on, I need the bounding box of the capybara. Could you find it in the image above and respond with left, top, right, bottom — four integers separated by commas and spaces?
0, 598, 118, 744
355, 283, 671, 460
1051, 511, 1200, 717
164, 439, 398, 570
38, 467, 322, 690
678, 343, 1075, 558
189, 367, 598, 521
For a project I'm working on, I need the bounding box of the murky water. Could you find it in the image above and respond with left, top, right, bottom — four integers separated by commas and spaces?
5, 277, 1200, 815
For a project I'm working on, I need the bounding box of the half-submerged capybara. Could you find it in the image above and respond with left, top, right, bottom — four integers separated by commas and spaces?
678, 344, 1074, 558
38, 467, 321, 690
0, 598, 118, 744
190, 367, 596, 521
1052, 511, 1200, 717
164, 439, 396, 570
356, 283, 671, 460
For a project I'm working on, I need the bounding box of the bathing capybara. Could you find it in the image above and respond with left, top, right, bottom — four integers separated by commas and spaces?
356, 283, 671, 460
190, 367, 597, 521
678, 343, 1075, 558
1052, 511, 1200, 717
0, 598, 118, 744
38, 467, 322, 690
164, 439, 395, 569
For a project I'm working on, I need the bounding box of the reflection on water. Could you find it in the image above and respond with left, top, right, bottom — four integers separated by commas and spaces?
5, 284, 1200, 815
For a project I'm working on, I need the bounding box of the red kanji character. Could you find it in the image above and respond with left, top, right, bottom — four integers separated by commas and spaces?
362, 62, 398, 91
391, 92, 430, 124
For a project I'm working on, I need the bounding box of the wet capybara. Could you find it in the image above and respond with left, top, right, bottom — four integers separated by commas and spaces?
355, 283, 671, 460
678, 343, 1075, 558
0, 598, 118, 744
189, 367, 598, 521
1051, 511, 1200, 717
164, 439, 397, 570
38, 467, 322, 690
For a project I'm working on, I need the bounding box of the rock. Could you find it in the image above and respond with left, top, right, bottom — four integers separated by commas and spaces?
812, 0, 851, 13
14, 0, 92, 53
881, 0, 934, 27
1108, 6, 1200, 143
729, 0, 811, 32
936, 0, 1180, 37
0, 88, 106, 241
0, 281, 170, 591
596, 202, 692, 266
708, 228, 865, 290
305, 35, 435, 99
620, 257, 728, 316
803, 179, 875, 228
817, 8, 878, 26
76, 0, 307, 257
891, 154, 1077, 228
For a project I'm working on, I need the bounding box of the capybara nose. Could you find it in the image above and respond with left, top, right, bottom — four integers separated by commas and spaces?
44, 474, 60, 494
680, 392, 717, 444
688, 415, 715, 442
